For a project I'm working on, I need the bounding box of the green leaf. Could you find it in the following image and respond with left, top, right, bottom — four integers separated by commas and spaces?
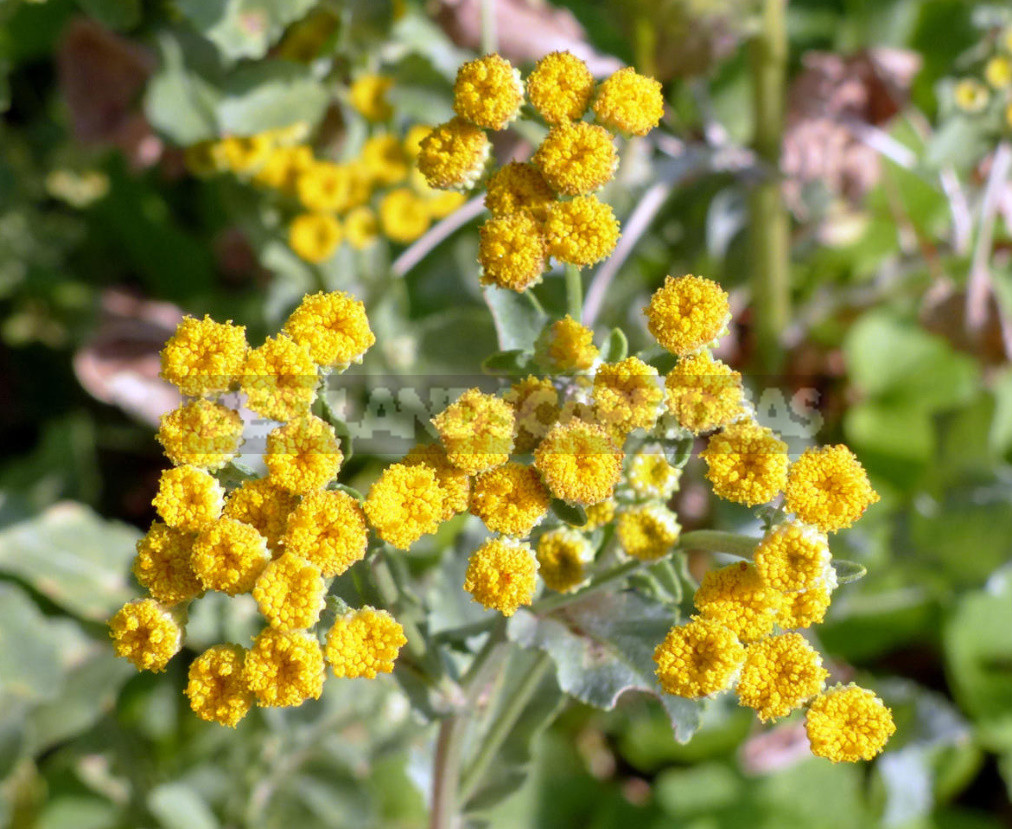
600, 328, 628, 363
0, 583, 67, 704
75, 0, 140, 30
145, 35, 222, 145
924, 113, 990, 170
482, 349, 532, 376
218, 61, 329, 136
149, 783, 219, 829
507, 592, 703, 741
483, 286, 547, 352
831, 559, 867, 585
175, 0, 318, 62
331, 484, 364, 501
550, 500, 587, 528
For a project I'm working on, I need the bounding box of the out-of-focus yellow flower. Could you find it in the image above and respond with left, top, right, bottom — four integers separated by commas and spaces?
784, 445, 879, 532
152, 465, 225, 532
244, 628, 325, 708
533, 122, 617, 196
350, 74, 394, 121
694, 561, 783, 643
417, 117, 491, 191
191, 517, 271, 595
526, 51, 595, 125
592, 67, 664, 136
592, 356, 663, 436
252, 145, 315, 193
402, 442, 472, 519
536, 528, 592, 593
464, 538, 538, 616
264, 415, 343, 494
157, 399, 243, 471
109, 599, 183, 672
160, 315, 248, 398
534, 315, 599, 372
220, 134, 274, 173
665, 351, 745, 433
325, 607, 407, 678
404, 125, 432, 159
700, 420, 789, 507
654, 616, 745, 698
283, 489, 369, 577
184, 141, 230, 177
953, 78, 989, 113
297, 162, 370, 213
253, 552, 326, 630
223, 479, 299, 553
645, 275, 730, 357
453, 54, 524, 130
344, 206, 380, 249
432, 388, 515, 474
616, 503, 681, 560
504, 375, 559, 453
133, 522, 202, 606
484, 162, 556, 221
627, 451, 681, 500
363, 463, 446, 550
544, 195, 620, 266
535, 421, 623, 506
805, 684, 895, 762
754, 521, 831, 593
380, 188, 432, 244
362, 134, 411, 186
737, 633, 828, 722
985, 56, 1012, 89
185, 644, 253, 727
283, 290, 375, 369
470, 462, 551, 536
478, 213, 547, 292
289, 213, 343, 264
241, 334, 318, 422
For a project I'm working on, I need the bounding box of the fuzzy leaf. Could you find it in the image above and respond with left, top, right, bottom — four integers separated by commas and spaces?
600, 328, 628, 363
175, 0, 318, 62
217, 61, 329, 136
483, 286, 547, 352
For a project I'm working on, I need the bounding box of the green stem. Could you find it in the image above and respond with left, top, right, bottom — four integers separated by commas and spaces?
534, 559, 642, 614
678, 529, 759, 558
370, 549, 429, 667
565, 263, 583, 322
749, 0, 790, 372
480, 0, 497, 54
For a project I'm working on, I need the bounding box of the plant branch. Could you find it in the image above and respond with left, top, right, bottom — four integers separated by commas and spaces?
392, 197, 486, 278
565, 263, 583, 321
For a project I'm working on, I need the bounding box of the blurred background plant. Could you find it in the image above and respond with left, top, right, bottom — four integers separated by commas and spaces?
1, 0, 1011, 827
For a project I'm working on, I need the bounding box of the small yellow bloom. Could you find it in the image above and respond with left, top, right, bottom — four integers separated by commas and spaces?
185, 644, 254, 727
289, 213, 343, 264
700, 420, 789, 507
402, 442, 472, 519
283, 290, 375, 369
592, 356, 663, 435
109, 599, 183, 672
156, 399, 243, 471
627, 451, 681, 500
504, 375, 559, 453
241, 334, 319, 422
133, 522, 202, 606
645, 274, 730, 357
219, 134, 274, 174
152, 465, 225, 532
754, 521, 831, 593
580, 498, 616, 531
953, 78, 989, 114
432, 388, 515, 474
344, 206, 380, 249
470, 462, 551, 536
536, 528, 592, 593
485, 162, 556, 220
779, 583, 833, 630
737, 633, 828, 722
453, 53, 524, 130
654, 616, 745, 698
349, 74, 394, 121
544, 195, 620, 266
478, 213, 547, 291
362, 134, 411, 186
464, 538, 538, 616
380, 187, 432, 244
592, 67, 665, 136
985, 56, 1012, 89
191, 516, 270, 595
417, 117, 491, 191
252, 145, 314, 193
264, 415, 344, 494
616, 503, 681, 561
297, 161, 370, 213
325, 607, 407, 678
784, 445, 878, 532
223, 478, 299, 552
665, 351, 745, 433
805, 684, 896, 762
253, 552, 326, 630
404, 124, 433, 159
534, 315, 599, 372
526, 51, 595, 125
694, 561, 783, 643
283, 489, 369, 576
533, 122, 618, 196
363, 462, 446, 549
160, 315, 248, 397
244, 628, 325, 708
534, 421, 624, 506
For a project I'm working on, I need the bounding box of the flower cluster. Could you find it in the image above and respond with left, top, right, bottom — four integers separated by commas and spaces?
952, 25, 1012, 129
111, 292, 409, 726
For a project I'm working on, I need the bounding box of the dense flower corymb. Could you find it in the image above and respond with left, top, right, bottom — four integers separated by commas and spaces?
616, 503, 681, 561
185, 644, 254, 727
645, 275, 730, 357
223, 478, 299, 552
694, 561, 783, 643
654, 616, 745, 698
536, 529, 592, 593
325, 607, 407, 679
700, 420, 789, 507
283, 489, 368, 577
592, 67, 665, 136
252, 552, 326, 630
160, 315, 248, 397
533, 122, 617, 196
627, 451, 681, 500
592, 356, 663, 436
469, 462, 551, 536
432, 388, 515, 474
484, 162, 555, 220
526, 51, 595, 125
133, 522, 202, 606
784, 445, 879, 532
453, 54, 524, 130
417, 117, 491, 191
191, 517, 271, 596
402, 442, 472, 519
109, 599, 183, 672
754, 521, 831, 593
535, 315, 599, 372
157, 399, 243, 470
779, 583, 833, 630
283, 290, 375, 368
505, 376, 559, 453
241, 334, 318, 422
534, 421, 624, 506
805, 684, 895, 762
243, 628, 325, 708
544, 195, 620, 267
664, 351, 745, 434
152, 465, 225, 532
264, 415, 343, 494
464, 538, 538, 616
363, 463, 445, 550
479, 213, 547, 291
737, 633, 828, 722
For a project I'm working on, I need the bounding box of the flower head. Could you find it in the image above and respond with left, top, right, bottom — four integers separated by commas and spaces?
526, 51, 595, 125
754, 521, 831, 593
805, 684, 895, 762
627, 451, 681, 500
654, 616, 745, 698
453, 54, 524, 130
152, 465, 225, 532
779, 583, 833, 630
223, 479, 299, 552
700, 420, 789, 507
484, 162, 555, 220
464, 538, 538, 616
694, 561, 783, 643
185, 644, 253, 727
363, 463, 445, 549
241, 334, 318, 422
297, 161, 369, 213
985, 56, 1012, 89
580, 497, 616, 531
592, 67, 664, 136
350, 74, 394, 121
592, 356, 663, 435
133, 522, 202, 605
160, 315, 248, 397
953, 78, 989, 113
283, 290, 375, 369
665, 351, 745, 433
325, 607, 407, 678
417, 117, 491, 191
544, 195, 620, 266
533, 122, 617, 196
402, 442, 472, 519
244, 628, 325, 708
253, 145, 315, 193
432, 389, 515, 474
219, 134, 273, 173
283, 489, 368, 576
109, 599, 183, 672
344, 206, 380, 249
536, 528, 592, 593
362, 134, 411, 186
738, 633, 828, 722
191, 517, 270, 595
784, 445, 879, 532
478, 213, 547, 291
504, 375, 559, 453
534, 315, 599, 372
253, 552, 326, 630
645, 275, 730, 356
289, 213, 342, 263
380, 187, 431, 244
264, 415, 343, 494
616, 503, 681, 561
157, 399, 244, 471
470, 462, 551, 536
535, 421, 624, 505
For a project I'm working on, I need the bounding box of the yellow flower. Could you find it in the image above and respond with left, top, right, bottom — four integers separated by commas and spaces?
297, 161, 370, 213
185, 644, 254, 727
784, 445, 879, 532
252, 145, 314, 193
754, 521, 831, 593
504, 375, 559, 453
362, 134, 411, 186
580, 497, 616, 531
544, 195, 620, 266
464, 538, 538, 617
700, 420, 789, 507
536, 528, 591, 593
654, 616, 745, 698
616, 503, 681, 561
985, 56, 1012, 89
344, 206, 380, 249
805, 684, 896, 762
417, 176, 468, 218
645, 274, 730, 356
478, 213, 547, 291
665, 351, 745, 433
737, 633, 828, 722
432, 388, 515, 474
534, 315, 599, 372
253, 552, 326, 630
223, 478, 299, 552
133, 522, 202, 605
534, 421, 624, 506
484, 162, 556, 220
152, 465, 225, 532
526, 51, 595, 125
289, 213, 343, 264
402, 442, 472, 519
627, 451, 681, 500
157, 399, 243, 470
264, 415, 343, 494
349, 74, 394, 121
191, 516, 270, 595
592, 356, 663, 436
470, 462, 551, 536
380, 187, 432, 244
283, 489, 369, 576
109, 599, 182, 672
244, 628, 325, 708
417, 117, 491, 191
592, 67, 664, 136
363, 463, 446, 549
403, 124, 432, 158
953, 78, 989, 114
779, 583, 833, 630
219, 134, 274, 174
694, 561, 783, 643
533, 122, 617, 196
453, 53, 524, 130
325, 607, 407, 678
283, 290, 375, 369
160, 315, 248, 397
241, 334, 319, 422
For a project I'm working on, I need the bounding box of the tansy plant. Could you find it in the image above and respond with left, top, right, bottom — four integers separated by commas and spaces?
111, 50, 894, 823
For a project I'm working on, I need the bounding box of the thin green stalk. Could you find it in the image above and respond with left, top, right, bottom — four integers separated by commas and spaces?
480, 0, 497, 55
678, 529, 759, 558
565, 263, 583, 321
534, 559, 642, 614
370, 549, 428, 667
